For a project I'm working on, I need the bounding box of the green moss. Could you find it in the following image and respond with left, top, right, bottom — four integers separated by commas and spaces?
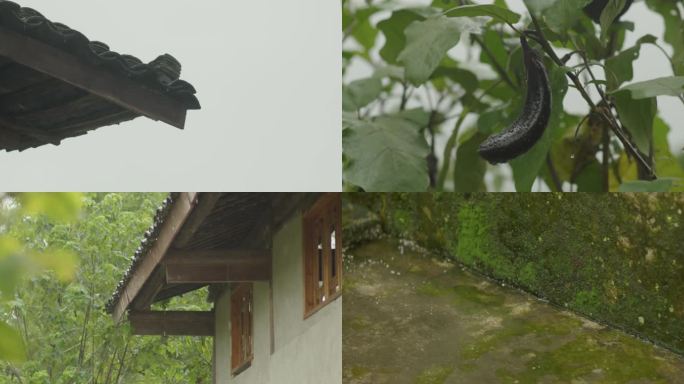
519, 262, 536, 287
343, 275, 358, 292
374, 193, 684, 355
461, 316, 580, 360
456, 203, 516, 279
416, 281, 446, 297
505, 335, 666, 383
348, 316, 372, 331
349, 365, 370, 379
452, 285, 505, 307
571, 289, 602, 315
454, 204, 489, 267
458, 362, 477, 373
414, 365, 454, 384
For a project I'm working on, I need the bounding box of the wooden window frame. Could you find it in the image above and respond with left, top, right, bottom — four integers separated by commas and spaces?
303, 193, 342, 319
230, 283, 254, 376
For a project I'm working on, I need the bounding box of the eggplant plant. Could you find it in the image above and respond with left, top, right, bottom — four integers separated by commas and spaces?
342, 0, 684, 192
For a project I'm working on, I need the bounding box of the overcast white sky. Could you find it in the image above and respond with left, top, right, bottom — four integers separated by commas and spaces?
2, 0, 341, 191
344, 0, 684, 191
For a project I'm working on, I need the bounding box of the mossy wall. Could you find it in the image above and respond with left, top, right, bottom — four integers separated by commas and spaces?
346, 193, 684, 354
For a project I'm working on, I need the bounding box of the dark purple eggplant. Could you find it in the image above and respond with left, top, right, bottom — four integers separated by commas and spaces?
478, 36, 552, 164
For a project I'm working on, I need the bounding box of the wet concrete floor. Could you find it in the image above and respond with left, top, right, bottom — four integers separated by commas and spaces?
343, 239, 684, 384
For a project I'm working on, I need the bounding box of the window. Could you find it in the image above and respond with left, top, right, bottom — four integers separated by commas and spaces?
303, 193, 342, 318
231, 283, 253, 375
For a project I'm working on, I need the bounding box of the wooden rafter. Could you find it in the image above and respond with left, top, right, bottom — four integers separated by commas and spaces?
129, 311, 214, 336
0, 115, 60, 145
154, 283, 206, 303
172, 193, 222, 248
0, 26, 189, 129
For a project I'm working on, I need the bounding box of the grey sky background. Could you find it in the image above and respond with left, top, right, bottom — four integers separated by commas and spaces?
344, 0, 684, 191
2, 0, 341, 191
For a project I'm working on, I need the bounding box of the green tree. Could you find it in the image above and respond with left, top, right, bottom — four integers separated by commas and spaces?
0, 193, 82, 366
342, 0, 684, 192
1, 193, 212, 383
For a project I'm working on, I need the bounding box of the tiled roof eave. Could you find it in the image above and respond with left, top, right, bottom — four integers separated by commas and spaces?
105, 193, 178, 314
0, 1, 200, 110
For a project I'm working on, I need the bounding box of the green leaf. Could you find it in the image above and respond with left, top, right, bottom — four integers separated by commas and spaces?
645, 0, 684, 75
373, 65, 405, 81
542, 0, 593, 34
29, 249, 78, 282
431, 65, 479, 94
0, 321, 26, 362
388, 108, 434, 129
343, 116, 430, 191
524, 0, 557, 15
617, 179, 674, 192
342, 77, 383, 112
511, 65, 569, 191
398, 15, 482, 86
478, 29, 510, 77
17, 193, 82, 222
599, 0, 627, 41
613, 76, 684, 99
613, 92, 657, 155
0, 254, 24, 299
452, 133, 488, 192
351, 7, 380, 52
444, 4, 521, 24
0, 236, 20, 261
377, 9, 427, 64
604, 35, 657, 91
575, 161, 604, 192
652, 116, 684, 190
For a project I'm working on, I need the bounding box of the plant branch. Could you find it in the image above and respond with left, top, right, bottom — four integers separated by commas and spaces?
427, 110, 439, 188
113, 337, 130, 384
399, 81, 409, 111
436, 80, 501, 189
436, 109, 469, 189
527, 12, 656, 179
602, 123, 610, 192
471, 34, 517, 90
579, 51, 606, 99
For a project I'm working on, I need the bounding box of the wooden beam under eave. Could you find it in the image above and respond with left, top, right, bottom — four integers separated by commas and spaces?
165, 249, 272, 265
0, 26, 189, 129
129, 311, 214, 336
165, 259, 271, 284
111, 192, 199, 323
163, 248, 271, 283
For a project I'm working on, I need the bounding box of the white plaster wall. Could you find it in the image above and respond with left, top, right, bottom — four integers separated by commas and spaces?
270, 213, 343, 384
214, 212, 342, 384
269, 299, 342, 384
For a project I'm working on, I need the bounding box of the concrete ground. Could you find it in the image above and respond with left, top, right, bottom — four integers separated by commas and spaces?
343, 239, 684, 384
